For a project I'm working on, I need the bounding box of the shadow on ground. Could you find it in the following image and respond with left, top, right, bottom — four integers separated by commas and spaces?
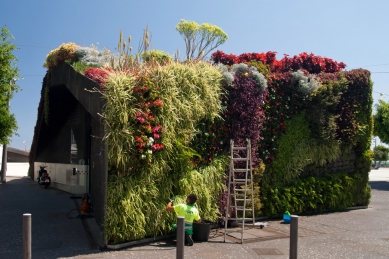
369, 181, 389, 191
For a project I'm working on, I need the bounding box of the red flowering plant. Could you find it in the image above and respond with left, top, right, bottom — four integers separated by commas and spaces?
277, 52, 346, 73
84, 67, 111, 88
131, 73, 165, 165
211, 50, 346, 74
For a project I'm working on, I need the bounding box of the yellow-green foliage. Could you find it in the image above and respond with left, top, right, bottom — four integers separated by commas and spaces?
142, 50, 172, 64
177, 155, 228, 221
103, 61, 227, 244
105, 155, 228, 244
151, 61, 224, 146
101, 61, 224, 174
106, 172, 174, 243
43, 42, 79, 69
100, 70, 139, 172
176, 19, 228, 60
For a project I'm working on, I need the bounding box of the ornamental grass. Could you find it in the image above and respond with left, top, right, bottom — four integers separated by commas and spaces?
101, 61, 228, 244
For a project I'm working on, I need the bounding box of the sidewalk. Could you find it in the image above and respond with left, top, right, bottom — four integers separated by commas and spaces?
0, 176, 100, 259
1, 168, 389, 259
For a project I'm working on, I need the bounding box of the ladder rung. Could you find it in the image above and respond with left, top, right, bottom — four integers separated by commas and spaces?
232, 169, 251, 172
237, 223, 256, 226
235, 207, 253, 211
232, 158, 249, 161
234, 194, 251, 198
233, 147, 247, 150
232, 179, 250, 182
228, 217, 254, 221
234, 188, 250, 192
233, 189, 251, 192
224, 229, 244, 234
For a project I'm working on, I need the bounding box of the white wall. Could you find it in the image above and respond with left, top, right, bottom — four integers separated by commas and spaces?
6, 162, 29, 177
0, 144, 3, 169
34, 162, 89, 195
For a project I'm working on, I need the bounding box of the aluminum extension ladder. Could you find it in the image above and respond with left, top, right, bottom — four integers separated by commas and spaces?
224, 139, 255, 244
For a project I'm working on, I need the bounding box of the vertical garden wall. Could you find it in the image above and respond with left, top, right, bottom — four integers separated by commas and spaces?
39, 40, 373, 245
212, 51, 373, 216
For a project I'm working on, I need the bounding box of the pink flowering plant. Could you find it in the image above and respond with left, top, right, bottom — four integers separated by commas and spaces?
132, 74, 165, 165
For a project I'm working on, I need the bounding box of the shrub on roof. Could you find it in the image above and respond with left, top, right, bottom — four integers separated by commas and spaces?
43, 42, 79, 69
74, 45, 112, 67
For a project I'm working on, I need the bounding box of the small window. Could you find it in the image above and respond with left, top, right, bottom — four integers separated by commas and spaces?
70, 129, 78, 164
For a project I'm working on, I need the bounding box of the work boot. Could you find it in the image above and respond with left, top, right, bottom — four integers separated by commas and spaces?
185, 233, 194, 246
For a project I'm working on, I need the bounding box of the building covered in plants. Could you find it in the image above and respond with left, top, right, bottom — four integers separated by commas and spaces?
30, 38, 373, 245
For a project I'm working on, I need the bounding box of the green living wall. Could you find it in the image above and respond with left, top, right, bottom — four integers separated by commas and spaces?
42, 42, 373, 244
212, 51, 373, 216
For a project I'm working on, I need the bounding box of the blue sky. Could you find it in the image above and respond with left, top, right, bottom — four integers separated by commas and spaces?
1, 0, 389, 150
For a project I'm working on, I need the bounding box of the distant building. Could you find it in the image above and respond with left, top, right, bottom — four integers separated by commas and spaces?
8, 147, 29, 162
0, 145, 29, 163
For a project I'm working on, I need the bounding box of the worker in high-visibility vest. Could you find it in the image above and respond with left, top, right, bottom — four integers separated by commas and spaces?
166, 194, 201, 246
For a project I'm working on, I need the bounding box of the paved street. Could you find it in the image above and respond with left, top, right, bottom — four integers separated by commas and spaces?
1, 166, 389, 258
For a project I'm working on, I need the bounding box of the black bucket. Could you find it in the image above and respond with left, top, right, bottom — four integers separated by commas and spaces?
192, 222, 211, 242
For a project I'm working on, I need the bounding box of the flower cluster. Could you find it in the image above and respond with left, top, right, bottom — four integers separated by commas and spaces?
151, 143, 164, 151
212, 50, 275, 67
211, 50, 346, 74
84, 68, 110, 87
132, 75, 165, 163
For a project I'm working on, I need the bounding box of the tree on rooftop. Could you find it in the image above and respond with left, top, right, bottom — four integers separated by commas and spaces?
0, 25, 20, 144
176, 19, 228, 60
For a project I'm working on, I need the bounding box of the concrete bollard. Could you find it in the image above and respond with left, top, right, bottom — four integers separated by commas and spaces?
176, 216, 184, 259
290, 215, 298, 259
23, 213, 32, 259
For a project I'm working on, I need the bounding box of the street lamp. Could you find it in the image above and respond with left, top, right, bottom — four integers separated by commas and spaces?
1, 78, 16, 183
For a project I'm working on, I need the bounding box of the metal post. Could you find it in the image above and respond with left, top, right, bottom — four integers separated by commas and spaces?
176, 216, 184, 259
290, 215, 298, 259
374, 138, 377, 167
23, 213, 32, 259
1, 78, 15, 183
1, 144, 7, 183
